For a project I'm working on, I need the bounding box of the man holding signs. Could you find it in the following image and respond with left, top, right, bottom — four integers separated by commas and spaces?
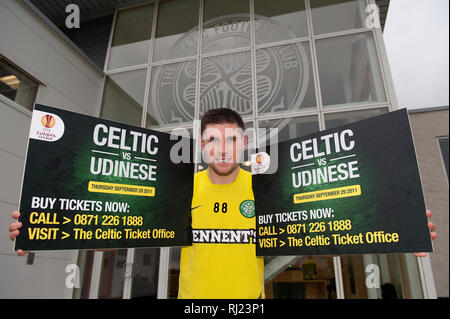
9, 107, 437, 298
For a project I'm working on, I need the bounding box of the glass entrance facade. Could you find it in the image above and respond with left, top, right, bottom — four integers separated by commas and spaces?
77, 0, 426, 299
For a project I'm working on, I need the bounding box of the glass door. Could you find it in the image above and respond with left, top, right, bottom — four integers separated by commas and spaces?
127, 248, 161, 299
264, 255, 338, 299
340, 254, 424, 299
97, 249, 128, 299
91, 248, 161, 299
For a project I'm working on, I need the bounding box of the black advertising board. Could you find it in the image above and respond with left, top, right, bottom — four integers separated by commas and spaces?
252, 109, 433, 256
15, 104, 194, 251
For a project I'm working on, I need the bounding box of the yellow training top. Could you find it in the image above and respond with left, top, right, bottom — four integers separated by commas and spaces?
178, 168, 265, 299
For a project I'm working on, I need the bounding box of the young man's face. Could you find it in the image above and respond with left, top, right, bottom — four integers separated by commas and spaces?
201, 123, 247, 176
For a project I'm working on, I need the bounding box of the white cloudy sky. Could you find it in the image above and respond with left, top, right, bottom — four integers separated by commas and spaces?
383, 0, 449, 109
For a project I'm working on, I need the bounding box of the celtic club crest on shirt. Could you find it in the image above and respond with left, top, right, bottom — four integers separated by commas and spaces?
240, 200, 256, 218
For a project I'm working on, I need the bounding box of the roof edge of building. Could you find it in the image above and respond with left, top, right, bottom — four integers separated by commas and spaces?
408, 106, 449, 114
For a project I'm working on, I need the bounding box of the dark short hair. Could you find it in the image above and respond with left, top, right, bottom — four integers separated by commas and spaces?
200, 108, 245, 135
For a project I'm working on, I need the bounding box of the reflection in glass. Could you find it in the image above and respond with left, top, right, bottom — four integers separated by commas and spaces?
256, 42, 316, 116
101, 69, 147, 127
340, 254, 368, 298
74, 250, 95, 299
311, 0, 366, 35
258, 115, 320, 145
265, 256, 336, 299
98, 249, 127, 299
131, 248, 160, 299
324, 108, 389, 129
148, 60, 197, 128
202, 0, 250, 54
168, 247, 181, 298
316, 33, 387, 108
199, 51, 253, 119
254, 0, 308, 43
341, 254, 424, 299
108, 5, 154, 70
154, 0, 199, 62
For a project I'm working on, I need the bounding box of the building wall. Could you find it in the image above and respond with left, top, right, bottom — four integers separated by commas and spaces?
0, 0, 104, 298
0, 0, 446, 299
409, 108, 449, 298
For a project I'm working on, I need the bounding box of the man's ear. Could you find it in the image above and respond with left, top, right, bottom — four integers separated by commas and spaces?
243, 133, 248, 150
199, 129, 205, 150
